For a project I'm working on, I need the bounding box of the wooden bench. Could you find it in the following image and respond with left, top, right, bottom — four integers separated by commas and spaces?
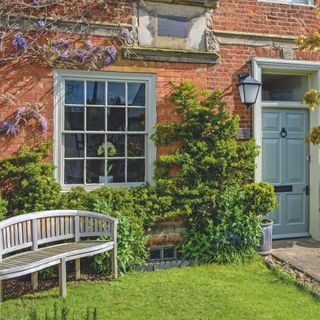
0, 210, 118, 301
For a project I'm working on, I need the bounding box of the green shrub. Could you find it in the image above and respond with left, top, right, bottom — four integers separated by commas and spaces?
62, 185, 176, 229
0, 193, 8, 220
179, 187, 262, 264
152, 82, 263, 263
92, 199, 147, 274
242, 181, 278, 218
0, 143, 62, 215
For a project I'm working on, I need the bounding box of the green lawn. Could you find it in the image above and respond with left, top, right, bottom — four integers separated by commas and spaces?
1, 257, 320, 320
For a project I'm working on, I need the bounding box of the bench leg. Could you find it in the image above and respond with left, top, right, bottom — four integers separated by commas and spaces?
111, 245, 118, 279
59, 258, 67, 298
0, 280, 3, 303
31, 272, 39, 291
75, 259, 81, 280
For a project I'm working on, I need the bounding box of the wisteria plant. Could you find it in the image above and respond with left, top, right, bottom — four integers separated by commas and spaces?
0, 0, 134, 136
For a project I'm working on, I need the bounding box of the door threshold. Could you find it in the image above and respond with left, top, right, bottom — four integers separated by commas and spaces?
273, 232, 310, 240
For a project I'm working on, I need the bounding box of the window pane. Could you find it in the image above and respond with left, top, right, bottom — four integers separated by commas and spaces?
128, 135, 145, 157
128, 108, 145, 131
108, 82, 125, 105
163, 247, 175, 259
107, 108, 125, 131
65, 134, 84, 158
87, 107, 105, 131
107, 134, 125, 157
65, 107, 84, 131
87, 81, 105, 105
64, 160, 84, 184
65, 80, 84, 104
128, 159, 145, 182
87, 134, 105, 157
86, 159, 105, 184
107, 160, 125, 183
262, 74, 308, 101
128, 83, 146, 106
158, 16, 188, 38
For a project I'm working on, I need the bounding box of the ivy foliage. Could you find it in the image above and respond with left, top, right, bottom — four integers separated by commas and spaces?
152, 82, 270, 263
153, 82, 259, 225
0, 193, 8, 221
92, 200, 148, 274
0, 143, 62, 215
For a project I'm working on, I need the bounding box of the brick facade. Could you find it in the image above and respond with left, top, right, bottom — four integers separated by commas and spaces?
1, 1, 319, 159
1, 0, 320, 250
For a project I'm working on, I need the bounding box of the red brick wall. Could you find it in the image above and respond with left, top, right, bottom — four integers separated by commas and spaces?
213, 0, 320, 36
1, 0, 320, 159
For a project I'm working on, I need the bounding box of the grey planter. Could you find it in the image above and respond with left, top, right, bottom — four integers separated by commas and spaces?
258, 219, 273, 256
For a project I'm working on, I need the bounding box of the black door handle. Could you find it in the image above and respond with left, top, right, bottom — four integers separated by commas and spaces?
280, 128, 287, 138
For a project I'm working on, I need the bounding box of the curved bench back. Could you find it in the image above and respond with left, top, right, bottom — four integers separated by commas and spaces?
0, 210, 117, 260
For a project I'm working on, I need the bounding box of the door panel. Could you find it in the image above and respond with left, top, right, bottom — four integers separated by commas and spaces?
262, 108, 309, 238
262, 139, 280, 184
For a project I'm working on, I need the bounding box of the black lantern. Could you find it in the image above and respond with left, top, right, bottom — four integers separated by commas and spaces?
237, 73, 262, 108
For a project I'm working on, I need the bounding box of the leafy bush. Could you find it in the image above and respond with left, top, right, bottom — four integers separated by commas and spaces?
242, 181, 278, 218
179, 187, 262, 264
0, 143, 62, 215
92, 200, 147, 274
0, 193, 7, 220
62, 185, 176, 229
153, 82, 264, 263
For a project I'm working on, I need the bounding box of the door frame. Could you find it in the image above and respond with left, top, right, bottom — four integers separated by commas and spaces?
252, 58, 320, 240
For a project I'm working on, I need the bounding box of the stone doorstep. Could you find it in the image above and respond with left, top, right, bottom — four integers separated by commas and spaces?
272, 238, 320, 283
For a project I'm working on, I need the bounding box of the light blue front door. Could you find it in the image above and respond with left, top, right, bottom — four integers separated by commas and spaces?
262, 108, 310, 238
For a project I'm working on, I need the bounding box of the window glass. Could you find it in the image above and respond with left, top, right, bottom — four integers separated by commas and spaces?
87, 81, 105, 105
262, 74, 308, 102
108, 82, 126, 105
62, 79, 149, 185
158, 16, 189, 38
65, 107, 84, 131
128, 83, 146, 106
65, 80, 84, 104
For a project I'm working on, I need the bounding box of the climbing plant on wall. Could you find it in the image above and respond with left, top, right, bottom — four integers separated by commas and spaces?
0, 0, 134, 136
295, 3, 320, 144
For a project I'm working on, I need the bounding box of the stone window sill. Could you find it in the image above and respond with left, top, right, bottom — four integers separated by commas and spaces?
123, 47, 219, 64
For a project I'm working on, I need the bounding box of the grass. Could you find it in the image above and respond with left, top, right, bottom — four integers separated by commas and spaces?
1, 257, 320, 320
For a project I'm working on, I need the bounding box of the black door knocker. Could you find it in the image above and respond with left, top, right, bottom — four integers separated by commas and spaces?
280, 127, 287, 138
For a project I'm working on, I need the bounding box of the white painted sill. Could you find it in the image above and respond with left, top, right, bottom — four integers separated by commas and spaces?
257, 0, 315, 7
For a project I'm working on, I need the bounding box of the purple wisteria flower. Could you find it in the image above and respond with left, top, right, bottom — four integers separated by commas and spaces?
59, 51, 69, 62
103, 56, 111, 66
15, 107, 25, 119
74, 49, 87, 63
84, 40, 94, 50
39, 117, 48, 133
0, 121, 20, 135
53, 39, 72, 48
34, 20, 46, 30
93, 45, 104, 53
13, 34, 28, 51
122, 28, 132, 42
107, 46, 117, 60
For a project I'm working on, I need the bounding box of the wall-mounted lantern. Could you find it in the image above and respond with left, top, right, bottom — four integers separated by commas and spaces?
237, 73, 262, 108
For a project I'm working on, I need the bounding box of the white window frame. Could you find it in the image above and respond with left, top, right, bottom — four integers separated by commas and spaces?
54, 70, 157, 191
257, 0, 315, 6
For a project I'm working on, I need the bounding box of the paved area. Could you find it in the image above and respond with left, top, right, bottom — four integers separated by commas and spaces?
272, 238, 320, 281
